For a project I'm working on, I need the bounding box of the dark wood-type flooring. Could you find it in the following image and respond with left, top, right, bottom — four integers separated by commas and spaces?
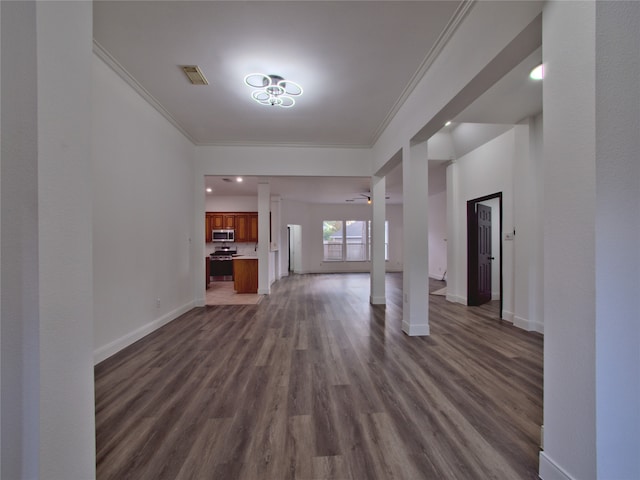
95, 273, 543, 479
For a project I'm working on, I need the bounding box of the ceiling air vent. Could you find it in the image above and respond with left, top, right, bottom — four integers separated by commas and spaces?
180, 65, 209, 85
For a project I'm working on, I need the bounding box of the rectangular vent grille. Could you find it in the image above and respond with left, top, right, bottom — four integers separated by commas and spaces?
181, 65, 209, 85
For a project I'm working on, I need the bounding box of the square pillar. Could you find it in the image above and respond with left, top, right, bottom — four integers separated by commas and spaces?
402, 141, 429, 336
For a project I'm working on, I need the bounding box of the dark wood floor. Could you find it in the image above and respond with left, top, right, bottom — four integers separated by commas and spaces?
95, 273, 543, 479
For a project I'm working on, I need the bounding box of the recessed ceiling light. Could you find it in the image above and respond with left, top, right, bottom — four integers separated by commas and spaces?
445, 121, 452, 126
236, 177, 243, 183
206, 187, 213, 193
530, 64, 544, 80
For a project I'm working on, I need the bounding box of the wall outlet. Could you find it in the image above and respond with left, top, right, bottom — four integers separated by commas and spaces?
156, 298, 161, 308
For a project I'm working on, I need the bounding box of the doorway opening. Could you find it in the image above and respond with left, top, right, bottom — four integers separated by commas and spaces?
467, 192, 502, 318
287, 224, 302, 274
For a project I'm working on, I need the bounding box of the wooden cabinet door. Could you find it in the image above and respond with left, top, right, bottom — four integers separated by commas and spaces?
211, 214, 224, 230
235, 215, 248, 242
223, 215, 235, 229
205, 214, 214, 242
248, 214, 259, 243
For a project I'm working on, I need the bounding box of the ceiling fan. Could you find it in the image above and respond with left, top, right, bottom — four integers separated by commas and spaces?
346, 192, 390, 203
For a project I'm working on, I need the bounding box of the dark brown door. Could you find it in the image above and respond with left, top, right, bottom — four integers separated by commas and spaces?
476, 204, 492, 305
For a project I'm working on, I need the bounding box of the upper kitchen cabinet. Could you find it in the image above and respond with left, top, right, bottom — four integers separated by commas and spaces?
206, 212, 258, 243
248, 214, 258, 243
234, 213, 258, 243
211, 214, 224, 230
223, 215, 235, 229
235, 214, 248, 242
205, 213, 215, 242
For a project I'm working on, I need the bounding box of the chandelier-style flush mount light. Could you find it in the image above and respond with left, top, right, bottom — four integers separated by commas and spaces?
244, 73, 303, 108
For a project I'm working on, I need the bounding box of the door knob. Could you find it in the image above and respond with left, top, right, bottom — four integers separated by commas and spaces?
489, 256, 495, 260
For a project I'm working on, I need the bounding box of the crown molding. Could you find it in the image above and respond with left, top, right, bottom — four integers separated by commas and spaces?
93, 40, 197, 145
195, 140, 371, 150
369, 0, 477, 146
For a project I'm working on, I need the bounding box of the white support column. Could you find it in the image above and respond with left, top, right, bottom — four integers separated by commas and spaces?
402, 141, 429, 336
370, 175, 386, 304
257, 181, 270, 295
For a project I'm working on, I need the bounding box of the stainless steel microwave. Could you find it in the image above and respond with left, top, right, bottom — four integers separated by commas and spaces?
212, 229, 235, 242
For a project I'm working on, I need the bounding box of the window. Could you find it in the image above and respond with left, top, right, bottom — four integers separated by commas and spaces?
323, 221, 343, 261
323, 219, 388, 261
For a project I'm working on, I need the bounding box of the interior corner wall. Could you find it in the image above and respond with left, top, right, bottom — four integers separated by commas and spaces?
448, 128, 516, 318
92, 53, 196, 363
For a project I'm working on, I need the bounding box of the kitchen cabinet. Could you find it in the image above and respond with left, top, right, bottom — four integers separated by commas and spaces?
211, 214, 224, 230
248, 214, 258, 243
205, 211, 258, 243
233, 257, 258, 293
224, 215, 235, 229
205, 213, 216, 242
235, 215, 248, 242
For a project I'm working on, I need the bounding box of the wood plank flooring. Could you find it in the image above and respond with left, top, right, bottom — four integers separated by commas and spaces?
95, 273, 543, 479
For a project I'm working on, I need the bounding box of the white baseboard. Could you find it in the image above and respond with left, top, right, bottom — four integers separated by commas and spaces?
402, 321, 430, 336
539, 451, 575, 480
492, 292, 500, 300
94, 300, 195, 364
502, 310, 514, 323
514, 315, 544, 334
445, 294, 467, 305
370, 295, 386, 305
258, 288, 270, 295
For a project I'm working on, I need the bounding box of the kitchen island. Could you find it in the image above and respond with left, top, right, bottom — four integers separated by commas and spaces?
233, 256, 258, 294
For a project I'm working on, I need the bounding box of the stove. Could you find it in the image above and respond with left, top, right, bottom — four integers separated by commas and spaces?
210, 247, 236, 280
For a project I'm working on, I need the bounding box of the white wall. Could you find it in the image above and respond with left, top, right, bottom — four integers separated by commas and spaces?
278, 201, 404, 275
447, 127, 517, 319
428, 190, 447, 279
2, 2, 96, 478
594, 3, 640, 476
92, 54, 196, 363
205, 195, 258, 212
541, 2, 597, 478
1, 2, 40, 476
541, 2, 640, 479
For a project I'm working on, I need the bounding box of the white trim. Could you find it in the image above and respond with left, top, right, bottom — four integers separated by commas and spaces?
370, 295, 386, 305
502, 309, 514, 323
369, 0, 476, 145
93, 40, 196, 145
446, 294, 467, 305
491, 292, 500, 300
258, 288, 270, 295
539, 451, 575, 480
514, 315, 545, 334
402, 321, 430, 336
93, 301, 195, 364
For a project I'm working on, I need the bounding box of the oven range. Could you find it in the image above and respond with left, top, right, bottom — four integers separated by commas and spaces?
210, 248, 236, 281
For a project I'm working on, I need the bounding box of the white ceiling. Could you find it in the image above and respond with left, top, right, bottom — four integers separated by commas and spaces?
94, 1, 542, 205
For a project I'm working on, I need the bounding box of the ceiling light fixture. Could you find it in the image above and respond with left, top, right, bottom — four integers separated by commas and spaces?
530, 64, 544, 80
244, 73, 303, 108
236, 177, 243, 183
206, 187, 213, 193
445, 121, 452, 126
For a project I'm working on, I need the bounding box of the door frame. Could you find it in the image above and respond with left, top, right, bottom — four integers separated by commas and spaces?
467, 192, 503, 317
